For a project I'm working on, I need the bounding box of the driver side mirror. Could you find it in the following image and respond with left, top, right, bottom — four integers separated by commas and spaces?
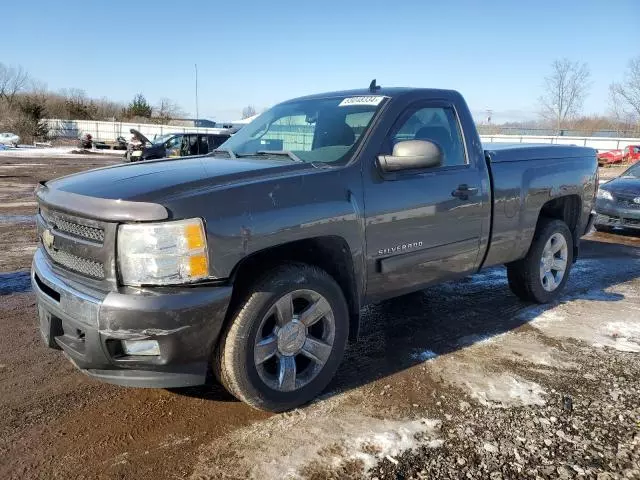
377, 140, 442, 173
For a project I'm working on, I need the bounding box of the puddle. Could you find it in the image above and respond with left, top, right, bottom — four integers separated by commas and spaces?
0, 270, 31, 295
0, 214, 35, 225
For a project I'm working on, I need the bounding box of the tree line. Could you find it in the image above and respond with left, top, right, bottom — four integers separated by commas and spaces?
1, 56, 639, 143
0, 63, 184, 142
536, 56, 640, 135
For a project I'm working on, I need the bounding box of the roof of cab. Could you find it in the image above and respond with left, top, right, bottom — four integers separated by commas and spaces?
281, 87, 460, 104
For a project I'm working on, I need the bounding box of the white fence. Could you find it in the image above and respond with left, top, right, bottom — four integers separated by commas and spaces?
479, 134, 640, 152
45, 119, 236, 143
45, 118, 640, 152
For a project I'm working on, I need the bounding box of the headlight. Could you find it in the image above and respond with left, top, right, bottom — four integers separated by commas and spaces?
597, 189, 613, 201
117, 218, 209, 286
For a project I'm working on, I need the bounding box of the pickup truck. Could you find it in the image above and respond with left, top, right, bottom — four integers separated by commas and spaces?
32, 85, 598, 412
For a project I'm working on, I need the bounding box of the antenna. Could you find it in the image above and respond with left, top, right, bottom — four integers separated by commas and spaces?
369, 79, 381, 93
195, 64, 199, 126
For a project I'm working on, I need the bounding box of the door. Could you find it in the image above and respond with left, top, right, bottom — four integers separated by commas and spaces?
364, 102, 490, 300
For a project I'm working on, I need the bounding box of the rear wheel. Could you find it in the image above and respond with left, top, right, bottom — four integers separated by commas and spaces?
507, 218, 573, 304
214, 263, 349, 412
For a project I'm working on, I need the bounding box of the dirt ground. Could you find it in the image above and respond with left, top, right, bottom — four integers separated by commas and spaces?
0, 155, 638, 479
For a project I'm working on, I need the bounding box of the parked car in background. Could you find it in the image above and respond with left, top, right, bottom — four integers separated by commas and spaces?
597, 149, 624, 166
32, 84, 597, 412
125, 128, 237, 162
623, 145, 640, 164
0, 132, 20, 146
594, 161, 640, 233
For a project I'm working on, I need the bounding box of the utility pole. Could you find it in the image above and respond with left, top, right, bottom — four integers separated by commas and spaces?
195, 64, 199, 125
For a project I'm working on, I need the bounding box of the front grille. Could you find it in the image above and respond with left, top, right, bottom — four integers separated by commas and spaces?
43, 242, 105, 279
41, 209, 104, 243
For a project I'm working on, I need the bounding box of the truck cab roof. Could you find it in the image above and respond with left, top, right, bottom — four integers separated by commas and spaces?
282, 87, 461, 104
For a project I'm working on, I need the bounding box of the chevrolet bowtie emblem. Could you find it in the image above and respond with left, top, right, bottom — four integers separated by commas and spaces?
42, 229, 55, 249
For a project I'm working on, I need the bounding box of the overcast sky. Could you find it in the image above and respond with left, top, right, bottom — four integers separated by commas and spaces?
1, 0, 637, 122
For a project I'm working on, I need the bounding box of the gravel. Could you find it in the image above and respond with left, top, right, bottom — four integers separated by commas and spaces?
369, 347, 640, 480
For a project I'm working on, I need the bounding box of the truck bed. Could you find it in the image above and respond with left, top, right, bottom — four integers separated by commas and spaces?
482, 143, 597, 269
484, 143, 595, 163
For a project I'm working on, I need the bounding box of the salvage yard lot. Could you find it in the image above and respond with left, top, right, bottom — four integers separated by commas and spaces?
0, 155, 638, 479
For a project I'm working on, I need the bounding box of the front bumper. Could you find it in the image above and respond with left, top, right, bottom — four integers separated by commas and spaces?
31, 248, 232, 388
594, 199, 640, 230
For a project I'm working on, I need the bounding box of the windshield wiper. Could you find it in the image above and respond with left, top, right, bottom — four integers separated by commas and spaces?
212, 148, 236, 159
253, 150, 303, 163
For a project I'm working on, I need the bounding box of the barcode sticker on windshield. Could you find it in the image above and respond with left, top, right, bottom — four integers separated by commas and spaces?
338, 96, 385, 107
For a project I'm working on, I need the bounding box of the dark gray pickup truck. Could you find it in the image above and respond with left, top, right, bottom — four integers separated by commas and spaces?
32, 85, 598, 411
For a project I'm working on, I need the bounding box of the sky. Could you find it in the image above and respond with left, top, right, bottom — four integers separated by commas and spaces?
1, 0, 637, 123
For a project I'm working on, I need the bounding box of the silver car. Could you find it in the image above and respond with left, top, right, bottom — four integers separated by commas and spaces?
0, 132, 20, 146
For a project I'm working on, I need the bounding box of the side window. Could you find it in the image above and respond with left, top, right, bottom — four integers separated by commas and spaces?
208, 135, 227, 151
197, 135, 209, 154
187, 134, 199, 155
166, 136, 181, 148
389, 107, 466, 167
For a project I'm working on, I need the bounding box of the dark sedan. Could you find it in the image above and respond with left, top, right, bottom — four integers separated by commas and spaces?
595, 162, 640, 233
126, 128, 237, 162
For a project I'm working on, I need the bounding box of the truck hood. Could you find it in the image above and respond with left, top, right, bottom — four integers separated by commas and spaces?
48, 155, 304, 203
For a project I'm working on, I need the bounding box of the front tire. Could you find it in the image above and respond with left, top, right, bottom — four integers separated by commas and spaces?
507, 218, 573, 304
214, 263, 349, 412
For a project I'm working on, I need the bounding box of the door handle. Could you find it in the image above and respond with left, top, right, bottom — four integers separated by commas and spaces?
451, 184, 478, 200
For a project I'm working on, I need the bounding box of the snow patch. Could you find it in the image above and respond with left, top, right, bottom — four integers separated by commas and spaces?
464, 373, 547, 408
601, 322, 640, 353
456, 332, 505, 347
526, 281, 640, 354
0, 146, 123, 158
411, 349, 438, 362
0, 147, 79, 157
191, 398, 441, 480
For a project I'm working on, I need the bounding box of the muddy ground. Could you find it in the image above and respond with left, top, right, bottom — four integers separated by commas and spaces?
0, 156, 638, 479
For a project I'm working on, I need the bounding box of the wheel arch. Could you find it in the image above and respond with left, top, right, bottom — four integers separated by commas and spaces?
226, 236, 361, 342
536, 194, 582, 260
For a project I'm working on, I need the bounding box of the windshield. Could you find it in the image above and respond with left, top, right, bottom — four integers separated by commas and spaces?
219, 95, 386, 164
152, 134, 173, 145
622, 162, 640, 179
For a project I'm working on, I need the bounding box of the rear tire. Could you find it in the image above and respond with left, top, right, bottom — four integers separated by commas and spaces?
214, 263, 349, 412
506, 218, 573, 304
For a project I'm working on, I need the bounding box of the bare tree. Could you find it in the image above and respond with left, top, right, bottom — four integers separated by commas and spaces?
155, 98, 184, 123
609, 56, 640, 122
539, 59, 591, 133
0, 63, 29, 106
242, 105, 257, 119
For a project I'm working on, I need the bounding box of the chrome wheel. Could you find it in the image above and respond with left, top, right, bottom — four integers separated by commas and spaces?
254, 289, 335, 392
539, 232, 568, 292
